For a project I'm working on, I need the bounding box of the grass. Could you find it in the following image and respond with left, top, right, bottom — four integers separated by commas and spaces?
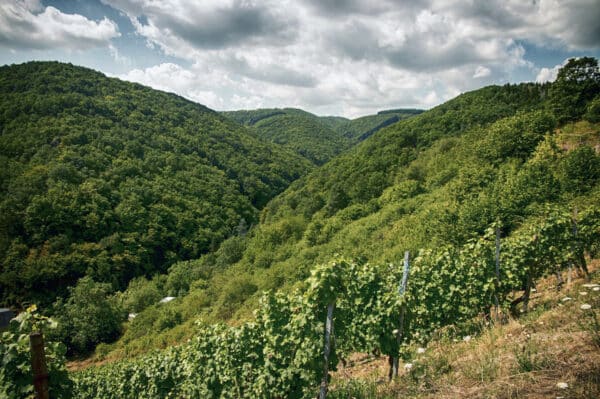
330, 260, 600, 398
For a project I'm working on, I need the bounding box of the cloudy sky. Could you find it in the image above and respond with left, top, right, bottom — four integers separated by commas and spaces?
1, 0, 599, 118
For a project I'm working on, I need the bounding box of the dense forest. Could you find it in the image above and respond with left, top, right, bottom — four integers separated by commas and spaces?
223, 108, 354, 165
334, 109, 424, 141
0, 62, 313, 308
223, 108, 421, 165
103, 58, 600, 358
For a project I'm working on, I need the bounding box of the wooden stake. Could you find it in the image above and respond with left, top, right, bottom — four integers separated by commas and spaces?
567, 207, 577, 287
493, 226, 501, 320
30, 332, 49, 399
319, 302, 335, 399
391, 251, 410, 379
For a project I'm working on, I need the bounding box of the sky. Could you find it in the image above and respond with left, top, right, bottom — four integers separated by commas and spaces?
1, 0, 599, 118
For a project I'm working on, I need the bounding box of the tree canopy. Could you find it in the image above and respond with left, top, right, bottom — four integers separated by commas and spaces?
549, 57, 600, 123
0, 61, 312, 307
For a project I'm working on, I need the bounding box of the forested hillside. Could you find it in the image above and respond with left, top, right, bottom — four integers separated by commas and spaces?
223, 108, 353, 164
334, 109, 423, 141
109, 58, 600, 357
0, 62, 313, 308
223, 108, 423, 164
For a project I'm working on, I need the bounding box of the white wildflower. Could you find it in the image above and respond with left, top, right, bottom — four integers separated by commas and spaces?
463, 335, 471, 342
556, 382, 569, 389
580, 304, 592, 310
417, 347, 426, 354
404, 363, 413, 371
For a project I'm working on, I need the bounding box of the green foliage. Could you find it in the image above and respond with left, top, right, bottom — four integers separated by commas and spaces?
121, 276, 163, 313
513, 336, 552, 372
558, 146, 600, 194
50, 277, 124, 354
72, 206, 600, 398
474, 110, 556, 163
329, 379, 382, 399
584, 95, 600, 123
0, 61, 312, 307
73, 261, 347, 398
0, 305, 72, 398
335, 109, 423, 141
548, 57, 600, 124
109, 77, 600, 355
224, 108, 354, 165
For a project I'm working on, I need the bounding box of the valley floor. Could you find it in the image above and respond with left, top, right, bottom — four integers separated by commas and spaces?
331, 260, 600, 399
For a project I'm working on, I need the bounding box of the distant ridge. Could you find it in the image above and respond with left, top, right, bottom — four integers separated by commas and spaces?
377, 108, 424, 115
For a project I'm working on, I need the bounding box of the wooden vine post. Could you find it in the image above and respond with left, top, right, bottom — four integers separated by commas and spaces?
493, 226, 501, 320
319, 301, 335, 399
391, 251, 410, 379
567, 207, 578, 287
29, 332, 50, 399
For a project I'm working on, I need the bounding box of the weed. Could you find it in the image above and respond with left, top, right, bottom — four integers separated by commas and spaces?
513, 335, 552, 372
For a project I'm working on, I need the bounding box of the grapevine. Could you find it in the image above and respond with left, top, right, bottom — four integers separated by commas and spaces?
64, 206, 600, 397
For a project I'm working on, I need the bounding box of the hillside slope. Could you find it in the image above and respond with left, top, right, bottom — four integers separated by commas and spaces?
0, 62, 312, 306
108, 59, 600, 356
223, 108, 353, 165
335, 109, 423, 142
223, 108, 423, 165
331, 263, 600, 398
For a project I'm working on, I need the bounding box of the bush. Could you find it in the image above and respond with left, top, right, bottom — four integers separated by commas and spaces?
559, 146, 600, 194
122, 276, 162, 313
584, 95, 600, 123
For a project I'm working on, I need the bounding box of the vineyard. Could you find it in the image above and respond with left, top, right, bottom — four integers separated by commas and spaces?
72, 206, 598, 398
2, 206, 598, 398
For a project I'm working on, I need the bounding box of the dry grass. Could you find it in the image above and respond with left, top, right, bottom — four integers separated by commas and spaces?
331, 260, 600, 399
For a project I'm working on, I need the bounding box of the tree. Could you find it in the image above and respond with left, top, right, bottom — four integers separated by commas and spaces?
559, 146, 600, 194
548, 57, 600, 124
51, 277, 124, 354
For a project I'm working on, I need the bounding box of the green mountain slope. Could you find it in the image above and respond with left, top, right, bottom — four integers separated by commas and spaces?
0, 61, 312, 306
315, 115, 349, 130
222, 108, 423, 165
335, 109, 423, 141
111, 60, 600, 356
223, 108, 353, 165
206, 84, 558, 307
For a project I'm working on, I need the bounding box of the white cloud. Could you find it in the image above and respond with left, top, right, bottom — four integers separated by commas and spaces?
108, 44, 132, 66
473, 66, 491, 78
100, 0, 599, 117
117, 63, 226, 110
0, 0, 120, 50
432, 0, 600, 50
535, 59, 570, 83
